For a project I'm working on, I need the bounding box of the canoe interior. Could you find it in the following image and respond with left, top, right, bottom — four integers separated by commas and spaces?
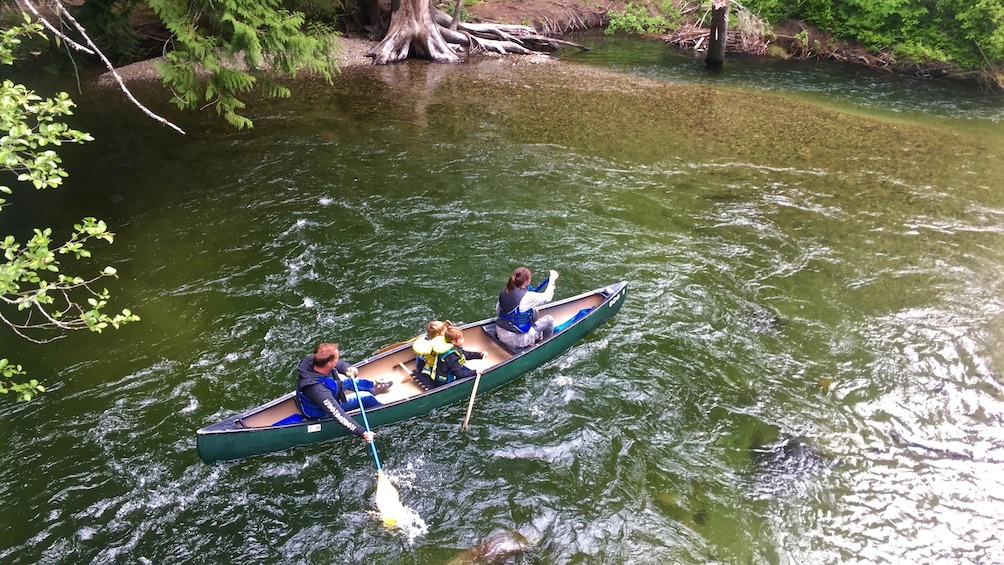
237, 291, 607, 430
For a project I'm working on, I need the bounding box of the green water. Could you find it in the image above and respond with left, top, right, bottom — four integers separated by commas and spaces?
2, 35, 1004, 564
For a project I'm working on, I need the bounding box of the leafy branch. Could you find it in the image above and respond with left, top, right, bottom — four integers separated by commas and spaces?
1, 18, 139, 402
0, 220, 139, 342
147, 0, 338, 129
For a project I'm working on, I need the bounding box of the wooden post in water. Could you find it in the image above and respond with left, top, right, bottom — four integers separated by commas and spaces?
706, 0, 730, 67
450, 0, 463, 29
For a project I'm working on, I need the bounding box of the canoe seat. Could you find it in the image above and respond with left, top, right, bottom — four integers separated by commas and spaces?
481, 324, 528, 355
482, 308, 594, 353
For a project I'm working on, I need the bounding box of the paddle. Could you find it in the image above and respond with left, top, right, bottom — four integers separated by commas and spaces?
349, 378, 406, 527
373, 320, 454, 355
530, 276, 550, 292
373, 335, 420, 355
461, 369, 484, 432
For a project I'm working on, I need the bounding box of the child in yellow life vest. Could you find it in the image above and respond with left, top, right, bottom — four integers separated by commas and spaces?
429, 326, 485, 387
413, 320, 450, 382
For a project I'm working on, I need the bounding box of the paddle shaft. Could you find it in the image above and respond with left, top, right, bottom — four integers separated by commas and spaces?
461, 370, 484, 432
349, 377, 408, 528
349, 378, 381, 471
373, 336, 418, 355
372, 320, 452, 355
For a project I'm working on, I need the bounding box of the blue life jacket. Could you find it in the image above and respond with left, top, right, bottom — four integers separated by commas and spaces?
497, 277, 550, 333
297, 377, 343, 418
497, 287, 535, 333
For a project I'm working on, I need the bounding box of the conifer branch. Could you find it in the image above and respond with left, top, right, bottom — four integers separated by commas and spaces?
23, 0, 187, 134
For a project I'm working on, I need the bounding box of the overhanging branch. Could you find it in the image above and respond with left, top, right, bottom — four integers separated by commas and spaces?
18, 0, 187, 134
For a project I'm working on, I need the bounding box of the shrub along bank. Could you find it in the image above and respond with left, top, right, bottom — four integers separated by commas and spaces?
606, 0, 1004, 88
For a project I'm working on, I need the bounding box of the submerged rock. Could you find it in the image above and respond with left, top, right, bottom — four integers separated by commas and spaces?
447, 529, 534, 565
749, 435, 833, 498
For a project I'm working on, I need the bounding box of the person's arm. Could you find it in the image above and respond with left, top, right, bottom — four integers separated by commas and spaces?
444, 352, 478, 379
519, 271, 558, 311
461, 347, 485, 360
317, 377, 368, 438
333, 359, 357, 377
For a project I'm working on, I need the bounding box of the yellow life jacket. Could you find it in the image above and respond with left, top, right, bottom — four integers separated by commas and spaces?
413, 335, 451, 376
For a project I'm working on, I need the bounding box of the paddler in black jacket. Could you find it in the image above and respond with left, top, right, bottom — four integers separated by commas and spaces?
296, 342, 390, 442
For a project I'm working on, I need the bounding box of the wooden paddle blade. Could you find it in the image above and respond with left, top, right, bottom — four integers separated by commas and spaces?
375, 470, 405, 527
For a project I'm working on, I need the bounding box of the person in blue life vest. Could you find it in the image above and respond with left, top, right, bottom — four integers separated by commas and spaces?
427, 326, 486, 387
295, 342, 392, 442
495, 266, 559, 349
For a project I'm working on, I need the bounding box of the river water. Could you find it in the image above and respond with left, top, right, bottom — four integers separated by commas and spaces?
3, 33, 1004, 564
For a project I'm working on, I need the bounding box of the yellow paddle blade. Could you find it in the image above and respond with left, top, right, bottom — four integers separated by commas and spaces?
375, 470, 406, 527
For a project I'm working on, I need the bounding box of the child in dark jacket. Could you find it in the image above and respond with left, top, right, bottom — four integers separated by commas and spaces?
431, 326, 485, 386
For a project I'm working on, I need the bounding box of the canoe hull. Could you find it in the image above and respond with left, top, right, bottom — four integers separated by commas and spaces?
196, 281, 627, 463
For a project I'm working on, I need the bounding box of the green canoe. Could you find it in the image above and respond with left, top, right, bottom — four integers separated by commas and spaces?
196, 281, 627, 464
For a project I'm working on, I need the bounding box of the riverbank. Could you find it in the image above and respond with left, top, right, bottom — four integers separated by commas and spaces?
466, 0, 997, 86
98, 2, 993, 88
100, 33, 558, 84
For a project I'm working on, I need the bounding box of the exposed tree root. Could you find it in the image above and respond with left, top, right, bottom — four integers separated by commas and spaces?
367, 3, 589, 65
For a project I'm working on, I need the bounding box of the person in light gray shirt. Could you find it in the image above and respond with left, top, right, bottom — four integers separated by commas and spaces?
495, 266, 559, 349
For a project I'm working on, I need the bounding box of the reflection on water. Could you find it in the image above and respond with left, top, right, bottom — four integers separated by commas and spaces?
2, 41, 1004, 564
561, 30, 1004, 123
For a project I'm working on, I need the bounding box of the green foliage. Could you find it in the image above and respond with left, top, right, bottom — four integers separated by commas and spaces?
0, 13, 42, 66
738, 0, 786, 22
940, 0, 1004, 64
0, 18, 140, 402
285, 0, 351, 22
606, 2, 680, 35
437, 0, 470, 23
831, 0, 930, 49
147, 0, 339, 129
738, 0, 1003, 77
0, 82, 95, 192
71, 0, 145, 63
0, 358, 42, 402
435, 0, 483, 22
741, 0, 1004, 75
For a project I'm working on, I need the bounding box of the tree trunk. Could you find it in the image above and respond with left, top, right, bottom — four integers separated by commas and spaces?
450, 0, 463, 30
368, 0, 461, 65
706, 0, 729, 67
365, 0, 588, 65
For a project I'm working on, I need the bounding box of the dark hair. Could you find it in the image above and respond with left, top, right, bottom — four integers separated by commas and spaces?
505, 266, 532, 294
313, 342, 339, 366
